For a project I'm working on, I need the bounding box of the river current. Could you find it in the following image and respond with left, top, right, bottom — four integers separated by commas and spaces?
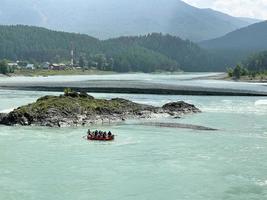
0, 74, 267, 200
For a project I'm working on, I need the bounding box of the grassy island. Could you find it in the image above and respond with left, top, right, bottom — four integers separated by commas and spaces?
0, 90, 200, 127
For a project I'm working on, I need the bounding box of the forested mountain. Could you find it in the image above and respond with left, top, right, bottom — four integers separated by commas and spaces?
243, 51, 267, 72
199, 21, 267, 50
198, 21, 267, 70
102, 34, 211, 71
0, 25, 214, 72
0, 0, 258, 41
0, 25, 101, 61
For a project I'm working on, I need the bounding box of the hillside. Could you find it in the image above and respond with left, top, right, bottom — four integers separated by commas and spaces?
0, 25, 214, 72
0, 0, 258, 41
102, 34, 211, 71
199, 21, 267, 50
0, 25, 101, 61
244, 51, 267, 72
198, 21, 267, 70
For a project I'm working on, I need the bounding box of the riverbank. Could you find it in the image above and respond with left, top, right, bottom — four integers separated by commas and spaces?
11, 69, 116, 77
9, 69, 185, 77
228, 76, 267, 83
1, 73, 267, 96
211, 72, 267, 83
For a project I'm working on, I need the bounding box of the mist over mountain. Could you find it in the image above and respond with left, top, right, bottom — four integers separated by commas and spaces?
198, 21, 267, 70
199, 21, 267, 51
0, 0, 259, 41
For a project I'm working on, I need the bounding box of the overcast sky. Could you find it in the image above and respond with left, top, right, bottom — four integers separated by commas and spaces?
183, 0, 267, 20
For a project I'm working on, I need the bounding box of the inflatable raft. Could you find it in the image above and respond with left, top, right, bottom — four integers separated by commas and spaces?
87, 135, 115, 141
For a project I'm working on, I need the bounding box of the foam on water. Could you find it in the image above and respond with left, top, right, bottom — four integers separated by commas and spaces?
0, 108, 15, 113
198, 98, 267, 115
257, 180, 267, 186
255, 100, 267, 106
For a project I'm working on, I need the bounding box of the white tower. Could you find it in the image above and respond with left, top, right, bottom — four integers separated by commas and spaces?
70, 42, 74, 67
71, 49, 74, 67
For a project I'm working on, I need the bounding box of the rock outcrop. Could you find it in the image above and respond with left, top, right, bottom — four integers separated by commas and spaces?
0, 113, 7, 122
162, 101, 200, 115
0, 92, 201, 127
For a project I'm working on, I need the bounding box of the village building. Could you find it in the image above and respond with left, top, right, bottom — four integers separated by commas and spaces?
49, 63, 66, 70
8, 62, 18, 67
25, 64, 35, 70
41, 62, 50, 69
8, 62, 20, 69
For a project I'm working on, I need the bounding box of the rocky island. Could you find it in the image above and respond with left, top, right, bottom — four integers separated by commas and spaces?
0, 90, 201, 127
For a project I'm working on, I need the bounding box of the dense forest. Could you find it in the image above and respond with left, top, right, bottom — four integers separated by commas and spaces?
102, 34, 211, 71
244, 51, 267, 72
0, 25, 259, 73
0, 25, 214, 72
0, 59, 14, 74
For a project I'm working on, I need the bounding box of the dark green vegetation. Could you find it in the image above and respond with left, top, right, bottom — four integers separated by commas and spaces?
0, 25, 100, 63
1, 21, 267, 73
0, 0, 258, 41
103, 34, 209, 72
245, 51, 267, 72
227, 51, 267, 80
0, 59, 14, 74
17, 92, 142, 115
0, 25, 212, 72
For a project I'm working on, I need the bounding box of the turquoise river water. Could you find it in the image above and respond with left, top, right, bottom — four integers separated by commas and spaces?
0, 74, 267, 200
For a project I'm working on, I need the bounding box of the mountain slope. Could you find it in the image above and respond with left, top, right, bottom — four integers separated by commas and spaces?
244, 51, 267, 72
103, 33, 211, 71
199, 21, 267, 50
0, 0, 257, 41
0, 25, 216, 72
238, 17, 261, 24
0, 25, 101, 61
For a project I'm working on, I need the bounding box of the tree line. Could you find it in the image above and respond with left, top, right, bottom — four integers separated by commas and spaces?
1, 25, 262, 74
0, 25, 226, 73
0, 60, 14, 74
227, 51, 267, 79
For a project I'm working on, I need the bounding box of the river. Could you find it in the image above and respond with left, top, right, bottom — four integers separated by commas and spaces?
0, 74, 267, 200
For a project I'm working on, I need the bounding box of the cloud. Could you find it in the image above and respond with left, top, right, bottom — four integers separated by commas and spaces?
183, 0, 267, 19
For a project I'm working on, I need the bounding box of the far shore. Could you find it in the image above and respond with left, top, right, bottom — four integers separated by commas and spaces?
10, 69, 117, 77
1, 70, 267, 85
205, 73, 267, 83
2, 69, 188, 77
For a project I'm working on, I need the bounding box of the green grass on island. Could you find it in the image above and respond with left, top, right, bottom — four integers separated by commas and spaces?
13, 90, 144, 116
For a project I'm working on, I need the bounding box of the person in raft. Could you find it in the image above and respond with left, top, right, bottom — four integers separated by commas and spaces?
87, 129, 113, 140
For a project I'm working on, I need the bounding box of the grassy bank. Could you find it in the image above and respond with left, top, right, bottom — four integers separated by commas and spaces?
12, 69, 116, 77
227, 65, 267, 83
237, 75, 267, 82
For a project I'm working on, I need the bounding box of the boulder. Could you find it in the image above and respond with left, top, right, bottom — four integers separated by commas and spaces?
0, 113, 7, 123
162, 101, 201, 114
